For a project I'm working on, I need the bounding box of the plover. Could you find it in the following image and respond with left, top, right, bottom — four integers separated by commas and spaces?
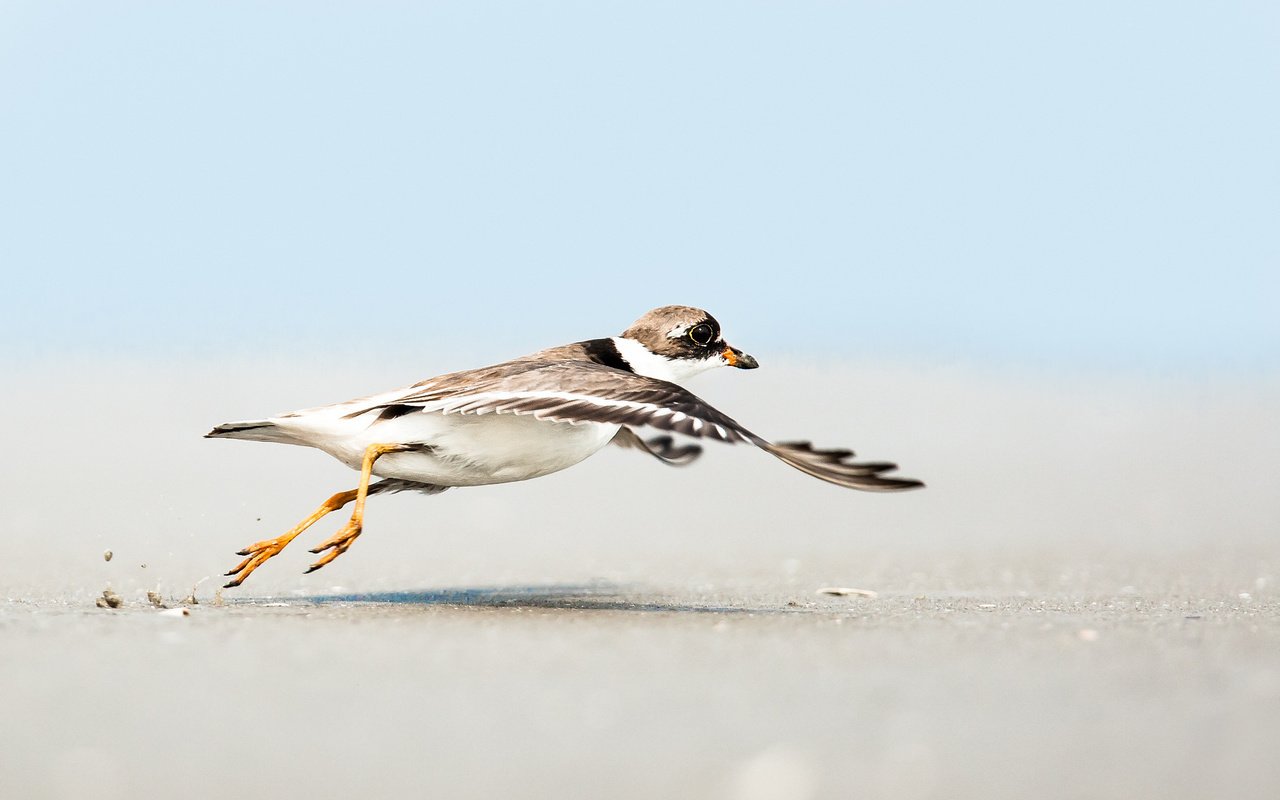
208, 305, 922, 587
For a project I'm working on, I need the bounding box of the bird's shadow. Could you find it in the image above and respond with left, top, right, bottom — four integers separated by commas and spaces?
288, 583, 795, 615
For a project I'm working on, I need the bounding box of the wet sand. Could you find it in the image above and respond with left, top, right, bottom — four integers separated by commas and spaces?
5, 567, 1278, 800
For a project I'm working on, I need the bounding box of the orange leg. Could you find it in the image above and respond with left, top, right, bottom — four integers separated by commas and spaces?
223, 443, 411, 588
304, 443, 410, 575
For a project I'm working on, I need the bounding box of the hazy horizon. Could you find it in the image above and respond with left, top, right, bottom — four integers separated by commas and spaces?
5, 354, 1275, 604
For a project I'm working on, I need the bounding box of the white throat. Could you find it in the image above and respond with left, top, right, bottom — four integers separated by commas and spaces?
611, 336, 721, 385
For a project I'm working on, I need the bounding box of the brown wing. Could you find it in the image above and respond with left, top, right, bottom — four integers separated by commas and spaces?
373, 361, 923, 492
390, 361, 753, 443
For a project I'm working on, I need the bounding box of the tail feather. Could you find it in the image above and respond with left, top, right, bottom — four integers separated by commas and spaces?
205, 419, 299, 444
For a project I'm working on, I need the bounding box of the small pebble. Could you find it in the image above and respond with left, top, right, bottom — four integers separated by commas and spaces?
146, 590, 165, 608
103, 550, 113, 562
182, 577, 207, 606
97, 588, 124, 609
816, 587, 877, 598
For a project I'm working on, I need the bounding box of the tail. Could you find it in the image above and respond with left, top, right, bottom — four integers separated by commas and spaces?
205, 419, 301, 444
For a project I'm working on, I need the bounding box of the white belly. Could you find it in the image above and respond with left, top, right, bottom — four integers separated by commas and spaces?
300, 412, 620, 487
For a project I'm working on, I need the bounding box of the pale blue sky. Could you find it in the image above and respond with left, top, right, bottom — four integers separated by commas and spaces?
2, 2, 1276, 373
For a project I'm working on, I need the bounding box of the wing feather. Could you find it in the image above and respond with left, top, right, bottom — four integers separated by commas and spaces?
760, 441, 924, 491
363, 361, 922, 492
611, 428, 703, 466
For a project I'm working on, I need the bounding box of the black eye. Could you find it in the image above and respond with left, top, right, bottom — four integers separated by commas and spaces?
688, 323, 715, 346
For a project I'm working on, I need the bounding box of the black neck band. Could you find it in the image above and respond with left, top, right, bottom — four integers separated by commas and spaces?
582, 338, 633, 373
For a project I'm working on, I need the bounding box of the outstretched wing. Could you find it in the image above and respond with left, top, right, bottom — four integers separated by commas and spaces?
611, 427, 703, 466
364, 361, 923, 492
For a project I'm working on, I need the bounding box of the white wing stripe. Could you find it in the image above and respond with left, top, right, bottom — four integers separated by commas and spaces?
412, 390, 746, 442
426, 390, 655, 414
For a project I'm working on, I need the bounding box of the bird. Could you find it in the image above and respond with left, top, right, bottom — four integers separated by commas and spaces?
207, 305, 923, 587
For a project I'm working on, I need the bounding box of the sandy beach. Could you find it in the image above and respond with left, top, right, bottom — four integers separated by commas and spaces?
6, 563, 1278, 800
2, 360, 1277, 799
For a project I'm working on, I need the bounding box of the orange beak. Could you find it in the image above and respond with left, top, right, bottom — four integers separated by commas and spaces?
722, 344, 759, 369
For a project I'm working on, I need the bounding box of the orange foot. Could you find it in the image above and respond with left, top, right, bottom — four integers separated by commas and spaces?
223, 488, 358, 588
224, 534, 296, 588
305, 519, 364, 574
